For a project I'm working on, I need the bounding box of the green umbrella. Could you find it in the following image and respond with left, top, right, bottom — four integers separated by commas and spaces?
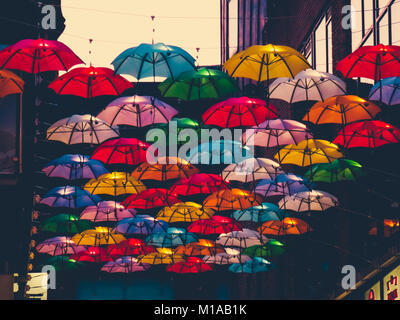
41, 256, 85, 272
155, 117, 200, 146
158, 68, 239, 101
41, 214, 93, 233
304, 159, 364, 183
242, 240, 285, 258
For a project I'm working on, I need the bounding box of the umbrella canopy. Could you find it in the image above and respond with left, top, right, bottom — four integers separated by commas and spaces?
202, 97, 278, 128
36, 236, 86, 256
232, 203, 288, 223
258, 217, 312, 235
156, 202, 215, 223
216, 228, 268, 248
242, 240, 286, 258
174, 239, 225, 256
155, 118, 200, 145
304, 159, 364, 183
0, 70, 24, 98
336, 44, 400, 81
0, 38, 84, 73
122, 188, 180, 209
187, 216, 242, 235
112, 43, 196, 81
169, 173, 230, 196
70, 247, 114, 263
203, 253, 251, 265
229, 257, 274, 273
101, 257, 151, 273
137, 248, 185, 264
40, 186, 101, 208
166, 257, 213, 274
145, 227, 198, 248
303, 95, 381, 125
333, 120, 400, 148
41, 214, 93, 234
42, 154, 108, 180
91, 137, 151, 165
203, 189, 263, 212
97, 95, 178, 127
72, 227, 126, 246
132, 160, 199, 181
243, 119, 313, 148
83, 172, 146, 196
48, 66, 133, 98
47, 114, 119, 145
115, 215, 168, 235
369, 77, 400, 106
106, 238, 156, 257
80, 201, 137, 222
274, 139, 343, 167
255, 173, 313, 197
158, 68, 239, 101
223, 44, 311, 82
278, 190, 339, 212
268, 69, 347, 103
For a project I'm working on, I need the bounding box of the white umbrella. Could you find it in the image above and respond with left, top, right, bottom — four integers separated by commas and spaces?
278, 190, 339, 212
255, 173, 312, 197
80, 201, 137, 222
36, 236, 87, 256
216, 228, 268, 248
101, 256, 151, 273
202, 253, 251, 265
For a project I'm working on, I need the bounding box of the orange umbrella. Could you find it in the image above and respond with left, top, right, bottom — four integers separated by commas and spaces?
0, 70, 24, 98
203, 189, 263, 212
174, 239, 225, 256
258, 217, 312, 236
131, 160, 199, 181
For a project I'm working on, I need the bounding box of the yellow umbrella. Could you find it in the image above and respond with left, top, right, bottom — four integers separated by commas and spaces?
137, 247, 185, 264
274, 139, 343, 167
84, 172, 146, 196
203, 188, 263, 212
303, 95, 381, 125
223, 44, 311, 82
156, 202, 215, 223
71, 227, 126, 246
0, 70, 24, 98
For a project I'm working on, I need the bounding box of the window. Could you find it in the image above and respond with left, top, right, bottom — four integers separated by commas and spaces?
229, 0, 238, 58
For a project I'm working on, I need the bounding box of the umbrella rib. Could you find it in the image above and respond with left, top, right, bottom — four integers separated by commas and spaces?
137, 52, 148, 81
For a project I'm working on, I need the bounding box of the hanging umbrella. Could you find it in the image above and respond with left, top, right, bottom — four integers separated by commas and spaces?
223, 44, 311, 82
242, 240, 286, 258
41, 214, 93, 234
304, 159, 364, 183
137, 248, 185, 265
369, 77, 400, 106
258, 217, 312, 235
80, 201, 137, 222
255, 173, 313, 198
145, 227, 198, 248
278, 190, 339, 212
97, 95, 178, 127
48, 66, 133, 98
42, 154, 109, 180
0, 38, 84, 73
0, 70, 24, 98
72, 227, 126, 246
243, 119, 313, 148
132, 159, 199, 181
112, 43, 196, 81
42, 256, 84, 272
336, 44, 400, 81
101, 256, 151, 273
158, 68, 239, 101
203, 189, 263, 212
106, 238, 156, 257
47, 114, 119, 145
166, 257, 213, 274
91, 138, 151, 165
303, 95, 381, 125
221, 158, 284, 183
40, 186, 101, 208
232, 203, 288, 223
155, 118, 200, 146
202, 97, 278, 128
174, 239, 225, 256
70, 247, 114, 263
83, 172, 146, 196
187, 216, 242, 235
122, 188, 180, 209
156, 202, 215, 223
203, 253, 251, 265
36, 236, 86, 256
268, 69, 347, 102
169, 173, 230, 196
274, 139, 343, 167
333, 120, 400, 148
216, 228, 268, 248
229, 257, 274, 273
114, 215, 169, 235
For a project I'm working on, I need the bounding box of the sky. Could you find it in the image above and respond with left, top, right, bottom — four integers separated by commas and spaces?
59, 0, 221, 73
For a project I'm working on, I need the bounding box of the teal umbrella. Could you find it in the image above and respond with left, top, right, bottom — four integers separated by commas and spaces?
232, 203, 289, 223
41, 214, 93, 233
229, 257, 275, 273
242, 240, 286, 258
145, 227, 198, 248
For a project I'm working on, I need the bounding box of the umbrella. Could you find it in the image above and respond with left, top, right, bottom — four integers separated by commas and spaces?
40, 186, 101, 208
158, 68, 239, 101
203, 253, 251, 265
202, 97, 278, 128
187, 216, 242, 235
174, 239, 225, 256
42, 154, 109, 180
258, 217, 312, 235
91, 138, 151, 165
333, 120, 400, 148
242, 240, 286, 258
41, 214, 93, 234
336, 44, 400, 81
36, 236, 86, 256
278, 190, 339, 212
369, 77, 400, 105
97, 95, 178, 127
156, 202, 215, 223
274, 139, 343, 167
255, 173, 313, 197
70, 247, 114, 263
145, 227, 198, 248
80, 201, 137, 222
232, 203, 288, 223
304, 159, 364, 183
0, 38, 84, 73
122, 188, 180, 209
169, 173, 230, 196
48, 66, 133, 98
216, 228, 268, 248
203, 189, 263, 212
112, 42, 196, 81
243, 119, 313, 148
223, 44, 311, 82
42, 256, 84, 272
72, 227, 126, 246
0, 70, 24, 98
221, 158, 284, 183
268, 69, 347, 103
114, 215, 168, 235
137, 248, 185, 264
101, 257, 151, 273
303, 95, 381, 125
155, 118, 200, 146
47, 114, 119, 145
166, 257, 213, 274
83, 172, 146, 196
132, 160, 199, 181
106, 238, 156, 257
229, 257, 274, 273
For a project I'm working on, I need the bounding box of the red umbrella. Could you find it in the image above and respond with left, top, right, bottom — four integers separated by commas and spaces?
48, 66, 133, 98
333, 120, 400, 148
122, 188, 180, 209
187, 216, 243, 235
166, 257, 212, 274
69, 247, 113, 263
169, 173, 230, 196
91, 138, 152, 165
202, 97, 278, 128
336, 44, 400, 81
0, 38, 84, 73
106, 238, 156, 257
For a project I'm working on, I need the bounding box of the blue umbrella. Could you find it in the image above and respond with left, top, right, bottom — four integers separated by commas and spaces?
369, 77, 400, 106
229, 257, 275, 273
114, 215, 169, 235
255, 173, 313, 198
232, 203, 289, 223
40, 186, 101, 208
145, 227, 198, 247
42, 154, 109, 180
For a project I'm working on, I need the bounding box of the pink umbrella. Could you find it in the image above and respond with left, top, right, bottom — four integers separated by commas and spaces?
101, 256, 151, 273
169, 173, 230, 196
80, 201, 137, 222
36, 236, 86, 256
